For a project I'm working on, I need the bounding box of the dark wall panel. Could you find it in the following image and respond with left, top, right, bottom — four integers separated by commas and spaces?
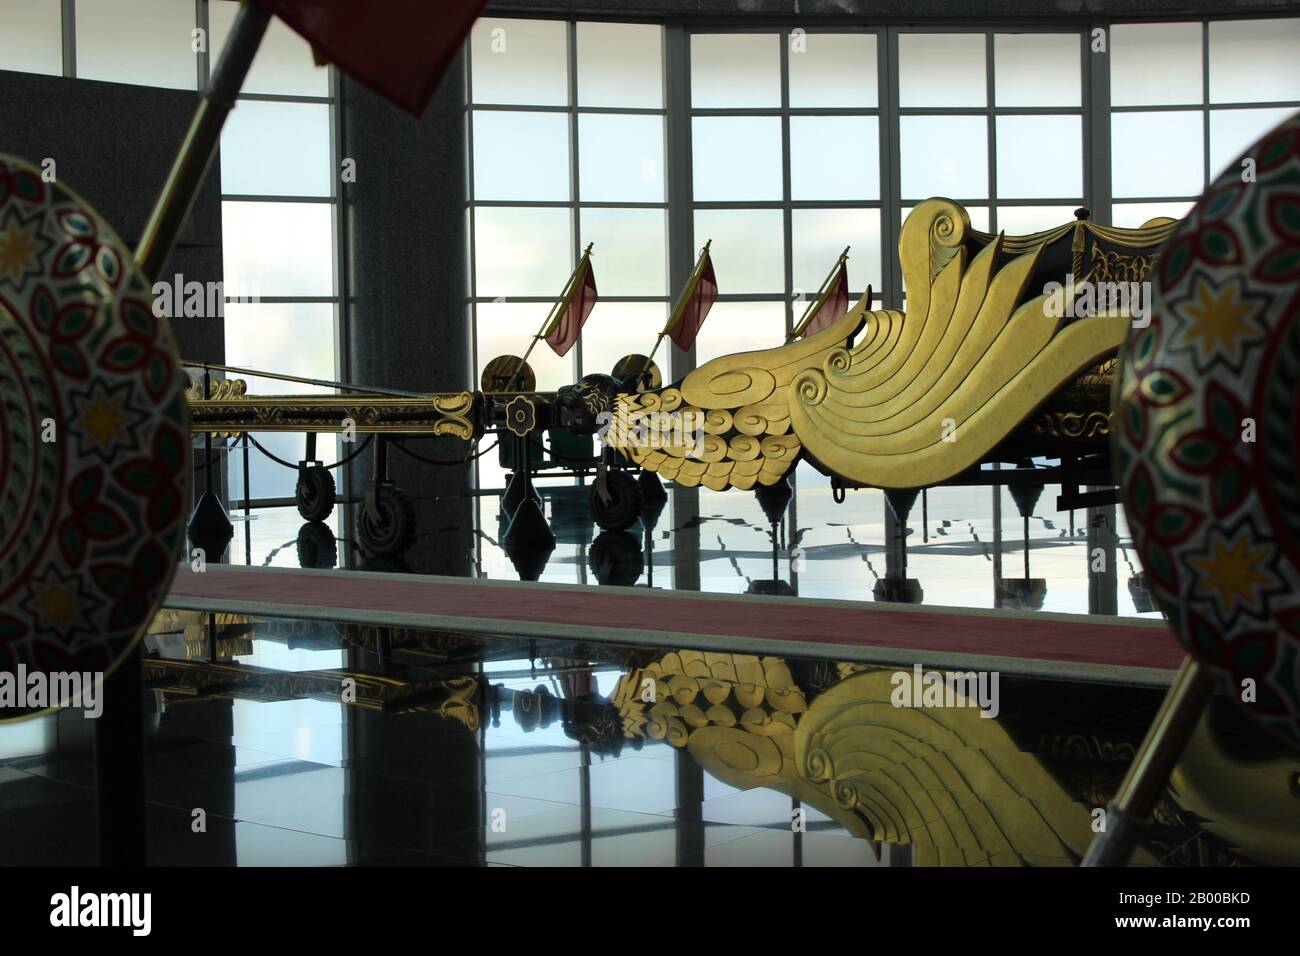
341, 51, 474, 571
0, 69, 224, 363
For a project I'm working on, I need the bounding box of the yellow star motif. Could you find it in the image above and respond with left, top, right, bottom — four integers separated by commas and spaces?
1176, 276, 1261, 363
77, 388, 131, 452
0, 216, 44, 284
29, 573, 81, 631
1187, 529, 1275, 616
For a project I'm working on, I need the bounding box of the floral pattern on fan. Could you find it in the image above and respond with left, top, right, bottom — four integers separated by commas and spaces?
1115, 111, 1300, 747
0, 154, 189, 719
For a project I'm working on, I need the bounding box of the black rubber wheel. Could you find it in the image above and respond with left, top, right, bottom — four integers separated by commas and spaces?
296, 464, 336, 522
590, 470, 642, 532
588, 530, 645, 585
296, 521, 338, 569
358, 485, 415, 554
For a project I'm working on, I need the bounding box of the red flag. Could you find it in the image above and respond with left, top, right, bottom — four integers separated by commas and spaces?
802, 260, 850, 337
669, 254, 717, 352
260, 0, 487, 116
544, 258, 597, 358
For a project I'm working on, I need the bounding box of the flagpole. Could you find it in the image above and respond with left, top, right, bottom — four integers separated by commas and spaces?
136, 2, 272, 281
790, 246, 850, 340
633, 239, 711, 387
506, 242, 593, 391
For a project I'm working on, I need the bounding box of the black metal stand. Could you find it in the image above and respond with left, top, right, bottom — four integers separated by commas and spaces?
503, 435, 555, 551
638, 468, 668, 505
95, 643, 147, 866
188, 369, 234, 540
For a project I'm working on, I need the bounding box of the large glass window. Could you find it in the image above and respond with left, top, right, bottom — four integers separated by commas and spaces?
466, 17, 671, 504
900, 30, 1085, 249
1109, 19, 1300, 227
0, 0, 63, 76
207, 0, 339, 502
0, 1, 341, 505
692, 29, 882, 367
467, 17, 670, 395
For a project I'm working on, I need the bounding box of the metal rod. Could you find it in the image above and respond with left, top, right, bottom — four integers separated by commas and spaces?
1081, 656, 1212, 866
136, 1, 272, 281
203, 368, 214, 495
631, 331, 667, 389
1024, 514, 1030, 580
182, 360, 426, 398
96, 644, 146, 865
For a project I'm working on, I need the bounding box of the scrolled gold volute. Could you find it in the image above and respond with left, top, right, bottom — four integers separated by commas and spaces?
793, 367, 830, 406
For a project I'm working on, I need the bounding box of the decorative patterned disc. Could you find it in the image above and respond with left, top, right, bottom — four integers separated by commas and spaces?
0, 154, 190, 720
480, 355, 534, 393
612, 353, 662, 392
1115, 111, 1300, 748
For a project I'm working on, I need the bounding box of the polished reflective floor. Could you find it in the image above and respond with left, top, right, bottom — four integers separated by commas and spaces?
6, 456, 1275, 867
1, 609, 1291, 866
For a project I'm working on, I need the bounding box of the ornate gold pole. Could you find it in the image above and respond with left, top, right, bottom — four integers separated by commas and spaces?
136, 2, 272, 281
790, 245, 850, 340
1081, 656, 1212, 866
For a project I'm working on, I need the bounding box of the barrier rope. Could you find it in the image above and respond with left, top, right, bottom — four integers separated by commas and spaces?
245, 432, 374, 470
389, 436, 499, 466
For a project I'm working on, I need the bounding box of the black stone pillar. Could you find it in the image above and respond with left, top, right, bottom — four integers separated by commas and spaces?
339, 53, 473, 573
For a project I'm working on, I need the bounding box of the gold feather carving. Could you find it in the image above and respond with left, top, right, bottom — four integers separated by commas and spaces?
604, 198, 1166, 490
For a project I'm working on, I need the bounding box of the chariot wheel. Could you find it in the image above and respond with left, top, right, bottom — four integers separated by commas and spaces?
590, 471, 642, 532
296, 521, 338, 569
358, 485, 415, 554
295, 464, 336, 522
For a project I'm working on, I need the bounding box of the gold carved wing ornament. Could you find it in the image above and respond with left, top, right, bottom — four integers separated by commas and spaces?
605, 199, 1166, 491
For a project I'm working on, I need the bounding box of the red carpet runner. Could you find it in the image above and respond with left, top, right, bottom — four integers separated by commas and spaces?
164, 565, 1183, 676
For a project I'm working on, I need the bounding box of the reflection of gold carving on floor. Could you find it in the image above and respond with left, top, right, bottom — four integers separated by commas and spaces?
140, 611, 1288, 865
609, 200, 1174, 490
794, 670, 1159, 866
614, 652, 1161, 866
1170, 710, 1300, 867
148, 610, 256, 658
613, 650, 808, 744
142, 657, 479, 730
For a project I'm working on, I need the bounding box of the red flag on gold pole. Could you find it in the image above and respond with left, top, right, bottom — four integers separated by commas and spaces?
667, 244, 718, 352
544, 252, 598, 358
801, 260, 850, 338
793, 248, 851, 339
259, 0, 487, 116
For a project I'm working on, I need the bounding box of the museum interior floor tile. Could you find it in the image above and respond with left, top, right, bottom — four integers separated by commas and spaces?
1, 606, 1289, 867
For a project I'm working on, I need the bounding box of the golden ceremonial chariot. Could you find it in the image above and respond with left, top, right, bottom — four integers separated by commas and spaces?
4, 0, 1298, 871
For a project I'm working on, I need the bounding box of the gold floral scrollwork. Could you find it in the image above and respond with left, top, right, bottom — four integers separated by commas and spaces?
185, 377, 247, 401
504, 395, 538, 437
1031, 410, 1113, 439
